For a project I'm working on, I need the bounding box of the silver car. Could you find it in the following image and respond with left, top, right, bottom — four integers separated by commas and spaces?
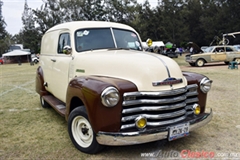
185, 45, 240, 67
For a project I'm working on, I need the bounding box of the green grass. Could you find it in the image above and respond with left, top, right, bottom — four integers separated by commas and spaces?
0, 56, 240, 159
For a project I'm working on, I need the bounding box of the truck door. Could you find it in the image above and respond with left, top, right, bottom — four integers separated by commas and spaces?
50, 32, 72, 102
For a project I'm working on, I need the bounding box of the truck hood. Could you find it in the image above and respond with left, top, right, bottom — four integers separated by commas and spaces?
73, 49, 187, 91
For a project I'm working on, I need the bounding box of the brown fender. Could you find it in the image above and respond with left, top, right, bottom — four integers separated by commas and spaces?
35, 66, 49, 96
65, 76, 138, 133
183, 71, 211, 113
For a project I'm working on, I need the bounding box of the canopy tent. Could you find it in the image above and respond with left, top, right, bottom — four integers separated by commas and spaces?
142, 41, 165, 48
165, 42, 173, 49
2, 50, 31, 64
2, 50, 31, 57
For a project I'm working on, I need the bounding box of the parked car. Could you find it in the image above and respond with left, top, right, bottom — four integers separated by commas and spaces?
36, 21, 213, 154
0, 57, 3, 64
186, 45, 240, 66
31, 56, 39, 64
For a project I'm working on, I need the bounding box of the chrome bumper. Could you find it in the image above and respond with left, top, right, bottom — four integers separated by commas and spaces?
96, 109, 213, 146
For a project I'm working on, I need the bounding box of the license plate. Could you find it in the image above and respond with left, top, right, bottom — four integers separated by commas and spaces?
168, 123, 189, 141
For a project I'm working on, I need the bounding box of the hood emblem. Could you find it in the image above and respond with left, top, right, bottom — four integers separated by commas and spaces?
152, 77, 183, 86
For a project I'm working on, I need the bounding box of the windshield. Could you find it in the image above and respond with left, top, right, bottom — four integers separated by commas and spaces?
75, 28, 142, 52
204, 46, 214, 52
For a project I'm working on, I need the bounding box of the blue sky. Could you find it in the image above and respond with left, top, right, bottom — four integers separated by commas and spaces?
2, 0, 158, 35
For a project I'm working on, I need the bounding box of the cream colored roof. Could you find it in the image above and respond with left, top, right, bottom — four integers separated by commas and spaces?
46, 21, 136, 33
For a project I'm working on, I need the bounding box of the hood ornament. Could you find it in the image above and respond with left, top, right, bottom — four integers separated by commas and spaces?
152, 77, 183, 86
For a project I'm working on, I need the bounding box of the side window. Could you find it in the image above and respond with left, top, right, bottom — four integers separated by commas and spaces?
226, 47, 233, 52
58, 33, 71, 54
215, 47, 224, 52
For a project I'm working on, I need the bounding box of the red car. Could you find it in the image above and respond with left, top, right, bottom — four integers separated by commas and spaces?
0, 57, 3, 64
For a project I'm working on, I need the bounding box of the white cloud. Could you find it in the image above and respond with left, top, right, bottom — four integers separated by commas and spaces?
2, 0, 43, 35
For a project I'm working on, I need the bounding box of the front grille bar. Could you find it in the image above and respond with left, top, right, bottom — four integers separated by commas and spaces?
122, 109, 186, 122
121, 84, 199, 130
122, 102, 186, 114
123, 95, 187, 106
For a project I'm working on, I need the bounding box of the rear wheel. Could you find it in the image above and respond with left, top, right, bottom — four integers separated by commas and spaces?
68, 107, 103, 154
195, 59, 205, 67
235, 58, 240, 64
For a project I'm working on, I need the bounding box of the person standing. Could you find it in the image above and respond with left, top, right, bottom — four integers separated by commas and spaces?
190, 47, 193, 55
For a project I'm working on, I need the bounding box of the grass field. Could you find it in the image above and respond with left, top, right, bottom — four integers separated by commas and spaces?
0, 55, 240, 159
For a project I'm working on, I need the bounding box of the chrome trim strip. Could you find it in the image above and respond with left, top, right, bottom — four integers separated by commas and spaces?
96, 109, 213, 146
121, 114, 187, 130
186, 84, 198, 89
123, 88, 187, 98
186, 97, 199, 104
147, 54, 171, 77
186, 91, 198, 97
123, 95, 187, 106
147, 114, 187, 126
122, 102, 186, 114
121, 109, 186, 122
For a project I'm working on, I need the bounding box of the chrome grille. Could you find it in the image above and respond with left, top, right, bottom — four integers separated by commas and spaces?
121, 84, 199, 130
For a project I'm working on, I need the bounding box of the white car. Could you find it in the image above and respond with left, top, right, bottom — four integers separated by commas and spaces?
31, 56, 39, 64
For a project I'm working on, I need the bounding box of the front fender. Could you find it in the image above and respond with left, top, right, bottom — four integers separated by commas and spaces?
66, 76, 137, 133
183, 71, 211, 113
35, 66, 48, 96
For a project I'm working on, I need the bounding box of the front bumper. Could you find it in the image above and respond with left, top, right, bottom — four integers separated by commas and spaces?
96, 109, 213, 146
185, 55, 196, 63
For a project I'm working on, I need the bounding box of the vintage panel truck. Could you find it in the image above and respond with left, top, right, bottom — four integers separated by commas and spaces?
36, 21, 213, 154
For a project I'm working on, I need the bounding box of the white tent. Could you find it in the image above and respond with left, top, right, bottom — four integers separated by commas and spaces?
2, 50, 31, 57
142, 41, 165, 48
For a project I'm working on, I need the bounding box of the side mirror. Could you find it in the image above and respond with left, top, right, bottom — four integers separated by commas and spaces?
63, 45, 72, 55
146, 38, 153, 47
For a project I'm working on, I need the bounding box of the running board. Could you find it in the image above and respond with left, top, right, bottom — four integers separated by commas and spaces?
42, 95, 66, 117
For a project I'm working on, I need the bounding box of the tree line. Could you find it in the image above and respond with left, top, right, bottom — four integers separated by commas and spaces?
1, 0, 240, 55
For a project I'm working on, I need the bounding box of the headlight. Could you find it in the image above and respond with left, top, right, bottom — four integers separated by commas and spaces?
200, 77, 212, 93
101, 87, 120, 107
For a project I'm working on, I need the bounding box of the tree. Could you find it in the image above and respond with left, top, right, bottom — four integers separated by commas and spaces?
0, 0, 9, 55
21, 0, 41, 53
32, 0, 63, 35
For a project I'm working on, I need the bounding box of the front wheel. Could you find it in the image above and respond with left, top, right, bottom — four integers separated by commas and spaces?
68, 107, 103, 154
34, 59, 38, 64
235, 58, 240, 64
40, 96, 50, 108
195, 59, 205, 67
189, 63, 195, 66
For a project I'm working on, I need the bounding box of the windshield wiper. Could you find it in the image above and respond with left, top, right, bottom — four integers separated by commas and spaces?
108, 48, 131, 51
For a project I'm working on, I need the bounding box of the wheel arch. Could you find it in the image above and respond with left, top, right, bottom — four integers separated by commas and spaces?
65, 75, 138, 133
66, 96, 85, 121
35, 66, 49, 96
196, 58, 207, 63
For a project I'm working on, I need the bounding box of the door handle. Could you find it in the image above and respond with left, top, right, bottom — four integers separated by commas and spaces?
51, 58, 56, 62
